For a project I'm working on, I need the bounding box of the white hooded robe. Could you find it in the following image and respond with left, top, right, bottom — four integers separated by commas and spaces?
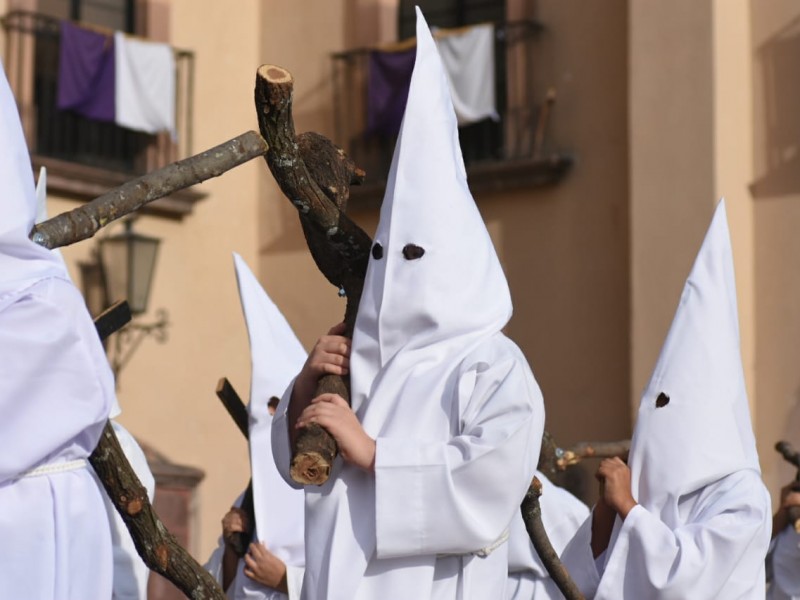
0, 61, 114, 599
560, 201, 771, 599
205, 254, 306, 599
272, 8, 544, 600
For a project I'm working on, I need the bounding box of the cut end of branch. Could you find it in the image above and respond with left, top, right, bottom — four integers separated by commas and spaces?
290, 451, 332, 486
258, 64, 293, 85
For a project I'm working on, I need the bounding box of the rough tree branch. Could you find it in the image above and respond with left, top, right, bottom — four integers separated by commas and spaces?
550, 440, 631, 472
91, 304, 225, 599
31, 131, 268, 249
521, 477, 585, 600
254, 64, 372, 485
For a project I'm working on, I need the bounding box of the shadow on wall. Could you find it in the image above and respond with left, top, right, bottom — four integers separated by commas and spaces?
776, 387, 800, 488
752, 17, 800, 198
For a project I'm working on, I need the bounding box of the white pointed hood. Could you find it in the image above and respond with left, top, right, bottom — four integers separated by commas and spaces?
299, 10, 517, 600
350, 6, 511, 423
33, 164, 126, 418
34, 166, 68, 271
233, 253, 305, 568
628, 200, 760, 513
0, 63, 66, 305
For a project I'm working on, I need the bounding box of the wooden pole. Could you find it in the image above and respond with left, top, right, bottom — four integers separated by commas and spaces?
254, 64, 372, 486
91, 303, 225, 599
521, 477, 585, 600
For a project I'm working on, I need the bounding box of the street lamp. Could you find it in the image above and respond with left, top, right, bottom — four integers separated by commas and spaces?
80, 217, 169, 379
98, 218, 161, 315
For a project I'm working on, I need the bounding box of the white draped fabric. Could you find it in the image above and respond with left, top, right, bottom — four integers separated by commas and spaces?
769, 529, 800, 600
273, 8, 543, 600
114, 32, 176, 136
561, 201, 771, 599
0, 60, 114, 600
506, 471, 588, 599
35, 165, 154, 600
435, 23, 498, 126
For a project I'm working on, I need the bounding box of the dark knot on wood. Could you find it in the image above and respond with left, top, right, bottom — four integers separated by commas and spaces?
126, 498, 143, 516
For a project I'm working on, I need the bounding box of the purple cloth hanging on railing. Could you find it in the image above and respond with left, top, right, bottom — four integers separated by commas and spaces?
367, 46, 416, 137
57, 20, 115, 122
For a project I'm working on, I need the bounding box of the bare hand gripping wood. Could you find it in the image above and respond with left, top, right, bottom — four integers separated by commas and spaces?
254, 64, 372, 486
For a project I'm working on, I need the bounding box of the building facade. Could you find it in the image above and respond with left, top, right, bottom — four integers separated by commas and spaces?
1, 1, 798, 594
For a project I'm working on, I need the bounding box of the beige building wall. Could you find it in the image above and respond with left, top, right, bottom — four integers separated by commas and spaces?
95, 0, 265, 558
500, 0, 631, 492
751, 0, 800, 502
629, 0, 716, 419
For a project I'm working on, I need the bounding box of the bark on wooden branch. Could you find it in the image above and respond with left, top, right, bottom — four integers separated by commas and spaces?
254, 64, 373, 486
31, 131, 268, 249
215, 377, 255, 557
553, 439, 631, 472
521, 477, 585, 600
775, 440, 800, 533
91, 423, 225, 599
92, 306, 225, 599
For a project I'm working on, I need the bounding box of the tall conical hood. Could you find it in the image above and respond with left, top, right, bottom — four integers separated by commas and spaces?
232, 253, 305, 567
350, 6, 511, 416
0, 62, 65, 301
628, 200, 760, 513
34, 166, 68, 271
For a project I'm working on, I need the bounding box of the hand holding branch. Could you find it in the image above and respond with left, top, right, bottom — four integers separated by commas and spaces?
296, 394, 375, 471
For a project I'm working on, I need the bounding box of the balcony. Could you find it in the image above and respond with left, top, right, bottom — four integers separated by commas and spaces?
1, 10, 202, 218
331, 19, 572, 206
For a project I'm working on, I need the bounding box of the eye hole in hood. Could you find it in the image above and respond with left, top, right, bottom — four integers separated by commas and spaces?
372, 243, 384, 260
402, 244, 425, 260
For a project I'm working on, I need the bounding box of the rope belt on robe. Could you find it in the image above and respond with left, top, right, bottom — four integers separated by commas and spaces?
16, 458, 88, 479
436, 529, 510, 559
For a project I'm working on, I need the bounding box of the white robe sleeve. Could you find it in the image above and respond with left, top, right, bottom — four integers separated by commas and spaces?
373, 354, 543, 558
271, 379, 303, 490
594, 470, 769, 597
772, 527, 800, 597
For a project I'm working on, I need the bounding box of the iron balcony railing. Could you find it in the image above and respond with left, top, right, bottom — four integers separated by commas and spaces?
1, 10, 194, 177
331, 20, 559, 194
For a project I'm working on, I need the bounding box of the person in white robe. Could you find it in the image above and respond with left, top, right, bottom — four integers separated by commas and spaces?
560, 200, 772, 599
35, 165, 157, 600
506, 470, 588, 599
767, 481, 800, 600
205, 253, 306, 599
0, 61, 114, 598
272, 8, 545, 600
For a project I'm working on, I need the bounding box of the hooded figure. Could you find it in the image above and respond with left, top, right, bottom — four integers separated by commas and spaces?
769, 527, 800, 600
34, 165, 156, 600
272, 8, 544, 600
0, 61, 114, 597
561, 200, 771, 598
206, 254, 306, 599
505, 471, 589, 599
